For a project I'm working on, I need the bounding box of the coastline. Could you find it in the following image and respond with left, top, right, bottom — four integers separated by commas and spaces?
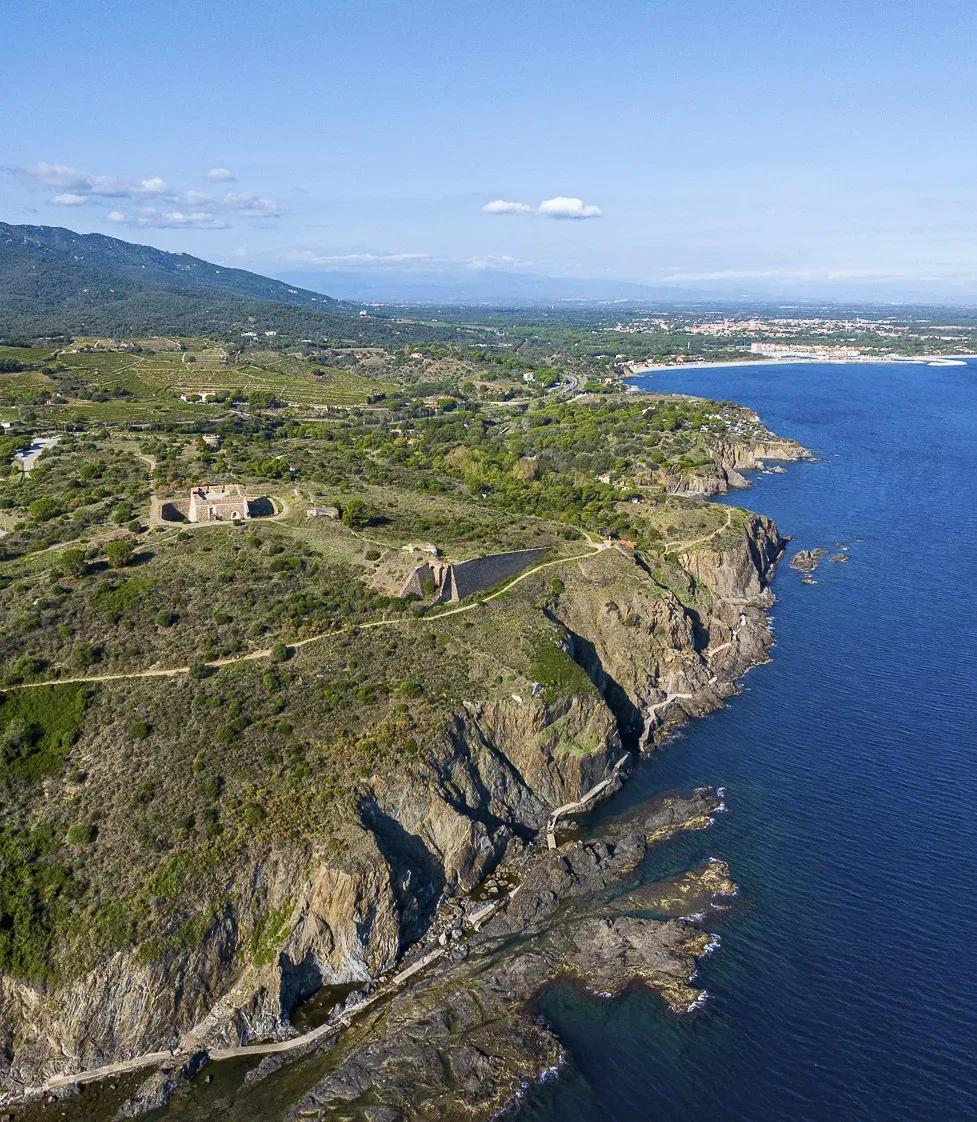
0, 423, 807, 1119
624, 353, 976, 377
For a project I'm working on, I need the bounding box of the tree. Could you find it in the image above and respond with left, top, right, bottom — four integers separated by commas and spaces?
104, 539, 135, 568
340, 497, 373, 529
66, 823, 96, 846
69, 642, 98, 669
28, 497, 59, 522
57, 547, 88, 579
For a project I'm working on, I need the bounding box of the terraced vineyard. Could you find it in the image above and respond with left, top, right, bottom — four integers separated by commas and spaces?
0, 340, 394, 408
0, 369, 54, 406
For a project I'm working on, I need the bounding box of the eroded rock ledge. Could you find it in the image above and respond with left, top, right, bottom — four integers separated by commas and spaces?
187, 791, 733, 1122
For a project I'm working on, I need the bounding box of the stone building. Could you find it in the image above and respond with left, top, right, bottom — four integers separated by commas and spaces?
188, 484, 251, 524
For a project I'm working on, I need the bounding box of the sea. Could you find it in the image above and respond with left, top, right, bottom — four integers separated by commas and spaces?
519, 359, 977, 1121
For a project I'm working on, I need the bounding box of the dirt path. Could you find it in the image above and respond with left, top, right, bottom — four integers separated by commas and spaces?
0, 542, 610, 694
663, 506, 733, 555
33, 890, 518, 1096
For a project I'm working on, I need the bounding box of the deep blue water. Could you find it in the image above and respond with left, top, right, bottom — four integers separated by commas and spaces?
520, 361, 977, 1122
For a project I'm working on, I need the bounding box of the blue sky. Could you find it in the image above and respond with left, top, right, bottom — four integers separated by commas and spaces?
3, 0, 977, 299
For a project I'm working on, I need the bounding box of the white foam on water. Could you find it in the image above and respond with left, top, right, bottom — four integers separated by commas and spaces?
684, 989, 709, 1013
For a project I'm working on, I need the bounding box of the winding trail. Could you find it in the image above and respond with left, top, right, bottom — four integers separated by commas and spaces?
545, 754, 630, 847
706, 612, 747, 660
0, 542, 612, 694
663, 506, 733, 555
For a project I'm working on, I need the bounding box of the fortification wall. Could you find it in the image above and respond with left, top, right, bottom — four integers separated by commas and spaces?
441, 548, 546, 602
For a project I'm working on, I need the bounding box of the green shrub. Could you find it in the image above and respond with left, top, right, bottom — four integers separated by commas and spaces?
66, 822, 96, 846
248, 902, 293, 966
68, 642, 98, 669
28, 496, 60, 522
241, 802, 266, 827
0, 825, 74, 982
270, 642, 291, 662
531, 640, 595, 700
340, 497, 373, 529
92, 577, 150, 622
104, 539, 135, 568
57, 547, 88, 578
127, 719, 151, 740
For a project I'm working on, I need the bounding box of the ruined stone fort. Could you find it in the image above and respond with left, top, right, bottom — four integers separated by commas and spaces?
401, 547, 546, 603
187, 484, 251, 524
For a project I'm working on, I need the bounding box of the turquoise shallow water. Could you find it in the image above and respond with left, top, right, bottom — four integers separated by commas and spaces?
519, 360, 977, 1122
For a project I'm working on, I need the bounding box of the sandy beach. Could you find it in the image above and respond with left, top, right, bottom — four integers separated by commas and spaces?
626, 354, 976, 377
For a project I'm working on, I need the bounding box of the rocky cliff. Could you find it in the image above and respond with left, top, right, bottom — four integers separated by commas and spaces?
660, 433, 811, 496
0, 504, 787, 1113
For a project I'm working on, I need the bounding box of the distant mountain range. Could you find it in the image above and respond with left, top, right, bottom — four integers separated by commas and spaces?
2, 222, 972, 341
277, 265, 977, 307
274, 266, 713, 306
0, 222, 339, 310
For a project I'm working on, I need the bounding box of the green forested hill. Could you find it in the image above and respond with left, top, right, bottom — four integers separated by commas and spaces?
0, 222, 338, 311
0, 222, 445, 342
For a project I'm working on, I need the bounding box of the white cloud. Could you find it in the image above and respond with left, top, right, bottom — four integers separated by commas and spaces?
105, 210, 126, 223
482, 199, 533, 215
180, 189, 280, 217
12, 162, 168, 200
274, 248, 534, 273
283, 248, 432, 267
133, 208, 229, 230
481, 196, 603, 219
660, 268, 815, 283
219, 191, 281, 217
536, 196, 602, 220
7, 161, 279, 226
464, 254, 533, 270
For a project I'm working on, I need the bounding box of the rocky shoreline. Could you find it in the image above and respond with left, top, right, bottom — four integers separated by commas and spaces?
276, 790, 733, 1121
